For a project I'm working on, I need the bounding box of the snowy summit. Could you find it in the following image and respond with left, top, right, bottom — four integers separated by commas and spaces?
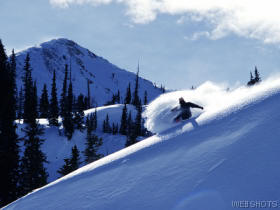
14, 38, 162, 106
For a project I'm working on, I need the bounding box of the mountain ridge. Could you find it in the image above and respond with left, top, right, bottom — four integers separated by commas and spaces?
14, 38, 162, 106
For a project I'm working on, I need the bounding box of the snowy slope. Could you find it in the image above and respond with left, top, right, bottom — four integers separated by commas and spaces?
14, 38, 162, 106
5, 78, 280, 210
17, 104, 137, 182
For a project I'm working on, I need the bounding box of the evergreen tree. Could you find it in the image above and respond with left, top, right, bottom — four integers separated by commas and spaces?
250, 71, 254, 81
57, 158, 72, 176
125, 132, 138, 147
69, 145, 80, 171
134, 102, 142, 137
10, 49, 17, 106
116, 90, 120, 104
83, 117, 103, 164
102, 119, 106, 133
132, 65, 140, 106
102, 114, 111, 133
87, 79, 91, 109
247, 71, 255, 86
48, 70, 59, 126
60, 64, 68, 119
119, 104, 127, 135
39, 84, 49, 118
19, 81, 48, 196
33, 81, 38, 114
93, 109, 97, 131
247, 67, 261, 86
0, 41, 20, 206
254, 66, 261, 83
73, 94, 85, 131
125, 109, 139, 147
22, 53, 35, 124
17, 87, 24, 120
63, 80, 74, 139
125, 82, 131, 104
127, 111, 133, 136
112, 123, 119, 135
57, 145, 81, 176
144, 90, 148, 105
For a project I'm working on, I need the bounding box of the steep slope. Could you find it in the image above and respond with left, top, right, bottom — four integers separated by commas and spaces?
5, 79, 280, 210
15, 38, 162, 105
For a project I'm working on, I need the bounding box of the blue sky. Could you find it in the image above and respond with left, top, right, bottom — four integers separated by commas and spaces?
1, 0, 280, 89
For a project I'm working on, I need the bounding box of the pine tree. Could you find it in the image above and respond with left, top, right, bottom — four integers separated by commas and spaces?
134, 102, 142, 137
102, 119, 106, 133
0, 41, 20, 206
112, 123, 119, 135
87, 79, 91, 109
69, 145, 80, 171
57, 158, 72, 176
125, 132, 138, 147
33, 81, 38, 114
60, 64, 68, 119
48, 70, 59, 126
144, 90, 148, 105
83, 117, 103, 164
39, 84, 49, 118
22, 53, 35, 124
247, 67, 261, 86
63, 80, 74, 139
58, 145, 81, 176
19, 81, 48, 196
127, 111, 133, 135
250, 71, 254, 81
125, 110, 138, 147
254, 66, 261, 83
125, 83, 131, 104
102, 114, 111, 133
119, 104, 127, 135
247, 71, 255, 86
116, 90, 120, 104
73, 94, 85, 131
17, 87, 24, 120
93, 109, 97, 131
132, 65, 140, 106
10, 49, 17, 104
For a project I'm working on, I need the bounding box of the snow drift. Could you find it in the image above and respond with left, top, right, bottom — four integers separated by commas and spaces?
5, 77, 280, 210
144, 78, 280, 133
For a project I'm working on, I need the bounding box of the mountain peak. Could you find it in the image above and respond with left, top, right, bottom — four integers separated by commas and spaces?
40, 38, 81, 50
14, 38, 162, 106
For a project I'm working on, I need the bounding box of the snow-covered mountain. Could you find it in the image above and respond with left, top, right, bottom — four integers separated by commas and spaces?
15, 38, 162, 106
5, 78, 280, 210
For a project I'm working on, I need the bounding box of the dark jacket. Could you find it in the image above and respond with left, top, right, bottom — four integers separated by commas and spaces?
172, 100, 203, 120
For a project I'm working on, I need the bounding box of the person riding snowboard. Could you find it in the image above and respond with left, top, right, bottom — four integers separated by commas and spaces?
172, 97, 203, 122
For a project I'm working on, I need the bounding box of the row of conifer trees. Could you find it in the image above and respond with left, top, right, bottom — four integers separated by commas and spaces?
0, 40, 49, 207
0, 38, 150, 206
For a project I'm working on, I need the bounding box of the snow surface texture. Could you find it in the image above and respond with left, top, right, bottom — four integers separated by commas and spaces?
14, 38, 162, 105
17, 104, 137, 182
5, 78, 280, 210
144, 78, 280, 133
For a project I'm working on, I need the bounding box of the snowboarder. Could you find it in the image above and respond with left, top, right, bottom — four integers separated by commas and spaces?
172, 97, 203, 122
